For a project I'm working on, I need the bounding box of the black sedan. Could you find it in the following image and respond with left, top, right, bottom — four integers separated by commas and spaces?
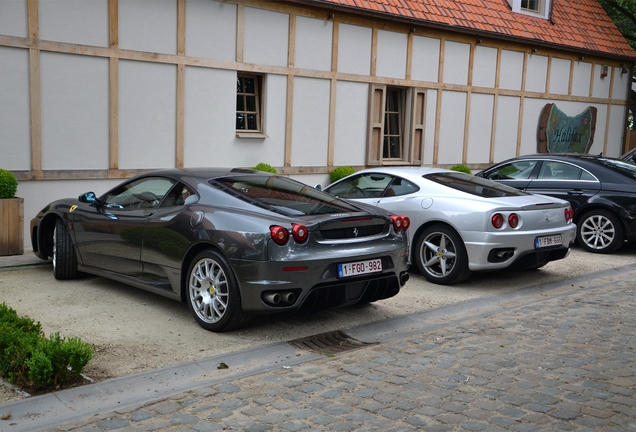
477, 154, 636, 254
30, 168, 411, 332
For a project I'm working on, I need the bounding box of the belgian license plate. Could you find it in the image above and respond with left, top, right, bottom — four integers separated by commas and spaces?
535, 234, 562, 248
338, 259, 382, 278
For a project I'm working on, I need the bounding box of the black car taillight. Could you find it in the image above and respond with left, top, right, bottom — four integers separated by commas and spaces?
391, 215, 410, 231
270, 225, 289, 245
291, 224, 308, 243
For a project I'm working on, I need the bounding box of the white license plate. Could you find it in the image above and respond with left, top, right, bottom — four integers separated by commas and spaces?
338, 259, 382, 278
535, 234, 562, 248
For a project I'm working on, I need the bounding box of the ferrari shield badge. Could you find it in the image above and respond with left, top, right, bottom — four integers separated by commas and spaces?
69, 205, 78, 213
538, 103, 597, 154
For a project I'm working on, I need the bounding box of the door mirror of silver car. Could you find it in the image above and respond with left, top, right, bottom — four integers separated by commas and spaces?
314, 184, 322, 190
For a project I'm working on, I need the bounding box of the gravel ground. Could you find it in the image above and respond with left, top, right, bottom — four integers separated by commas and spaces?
1, 243, 634, 404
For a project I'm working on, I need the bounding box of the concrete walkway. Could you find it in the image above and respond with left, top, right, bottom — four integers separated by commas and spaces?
0, 253, 634, 431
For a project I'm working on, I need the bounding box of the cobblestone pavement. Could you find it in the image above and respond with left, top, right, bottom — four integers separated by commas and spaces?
44, 274, 636, 432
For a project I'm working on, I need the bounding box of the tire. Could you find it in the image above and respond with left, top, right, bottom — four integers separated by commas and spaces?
576, 210, 625, 254
186, 250, 251, 332
53, 218, 78, 280
414, 224, 472, 285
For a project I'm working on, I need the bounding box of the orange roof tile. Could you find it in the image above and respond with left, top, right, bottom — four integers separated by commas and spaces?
303, 0, 635, 59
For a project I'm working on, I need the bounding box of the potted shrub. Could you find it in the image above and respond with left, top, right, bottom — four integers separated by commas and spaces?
0, 169, 23, 256
252, 162, 277, 174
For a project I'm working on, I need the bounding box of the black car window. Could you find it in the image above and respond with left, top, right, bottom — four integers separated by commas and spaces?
160, 183, 198, 207
483, 160, 538, 180
597, 158, 636, 179
425, 172, 528, 198
537, 162, 582, 180
213, 175, 361, 216
103, 177, 176, 210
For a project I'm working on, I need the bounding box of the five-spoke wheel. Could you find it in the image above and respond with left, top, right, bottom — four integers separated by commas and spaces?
577, 210, 624, 254
186, 250, 250, 332
414, 224, 471, 285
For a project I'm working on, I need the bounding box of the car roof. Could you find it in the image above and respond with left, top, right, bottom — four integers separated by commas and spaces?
353, 166, 454, 182
135, 167, 270, 182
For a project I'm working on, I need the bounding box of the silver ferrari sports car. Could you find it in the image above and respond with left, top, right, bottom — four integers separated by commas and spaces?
30, 168, 411, 332
324, 167, 576, 285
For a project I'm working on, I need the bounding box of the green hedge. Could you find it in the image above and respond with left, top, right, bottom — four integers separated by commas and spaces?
252, 163, 277, 174
0, 303, 93, 391
450, 164, 472, 174
330, 166, 356, 183
0, 169, 18, 199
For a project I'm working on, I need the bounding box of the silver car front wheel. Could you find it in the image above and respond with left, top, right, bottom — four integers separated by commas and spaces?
186, 250, 250, 332
415, 224, 471, 285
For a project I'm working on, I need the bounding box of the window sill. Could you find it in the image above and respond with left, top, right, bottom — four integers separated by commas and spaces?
236, 132, 269, 139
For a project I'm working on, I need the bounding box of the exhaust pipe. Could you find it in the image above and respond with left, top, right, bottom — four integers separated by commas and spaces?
282, 291, 296, 304
263, 292, 282, 305
400, 272, 410, 285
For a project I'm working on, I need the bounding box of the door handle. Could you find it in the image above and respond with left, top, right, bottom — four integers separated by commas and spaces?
567, 189, 584, 195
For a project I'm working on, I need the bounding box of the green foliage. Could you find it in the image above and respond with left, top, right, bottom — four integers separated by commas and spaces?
252, 163, 277, 174
450, 164, 472, 174
330, 166, 356, 183
599, 0, 636, 52
0, 302, 93, 391
0, 169, 18, 199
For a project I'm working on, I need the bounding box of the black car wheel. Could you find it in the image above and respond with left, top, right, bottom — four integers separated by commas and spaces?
186, 250, 250, 332
415, 224, 472, 285
53, 218, 78, 280
577, 210, 625, 254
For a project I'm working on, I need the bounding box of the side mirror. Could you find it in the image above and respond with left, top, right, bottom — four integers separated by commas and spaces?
78, 192, 97, 204
314, 184, 322, 190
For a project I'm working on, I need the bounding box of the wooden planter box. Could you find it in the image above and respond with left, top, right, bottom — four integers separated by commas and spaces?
0, 197, 24, 256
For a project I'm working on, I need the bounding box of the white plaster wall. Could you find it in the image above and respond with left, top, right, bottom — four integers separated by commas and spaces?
337, 24, 372, 76
442, 41, 470, 86
295, 16, 332, 72
19, 178, 121, 248
612, 67, 630, 100
411, 36, 440, 83
499, 50, 524, 91
592, 64, 611, 98
119, 0, 177, 55
493, 96, 520, 162
571, 61, 592, 97
519, 98, 546, 156
186, 0, 236, 61
525, 54, 548, 93
333, 81, 368, 166
376, 29, 407, 79
472, 46, 497, 88
423, 89, 437, 164
183, 67, 236, 167
40, 52, 109, 170
291, 77, 330, 166
243, 7, 289, 67
437, 90, 466, 164
590, 104, 608, 155
119, 60, 176, 170
0, 47, 30, 170
606, 104, 626, 157
467, 93, 494, 164
40, 0, 108, 47
0, 0, 28, 37
548, 57, 571, 95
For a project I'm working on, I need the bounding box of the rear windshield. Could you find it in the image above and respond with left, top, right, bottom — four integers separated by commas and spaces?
597, 158, 636, 179
425, 172, 529, 198
212, 175, 361, 216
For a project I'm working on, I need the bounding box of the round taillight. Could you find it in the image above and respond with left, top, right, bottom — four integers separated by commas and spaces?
402, 216, 410, 231
565, 208, 574, 223
391, 215, 409, 231
270, 225, 289, 245
491, 213, 504, 229
508, 213, 519, 229
291, 224, 308, 243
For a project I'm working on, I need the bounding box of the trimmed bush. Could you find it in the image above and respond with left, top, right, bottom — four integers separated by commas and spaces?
0, 169, 18, 199
0, 303, 93, 392
252, 163, 277, 174
450, 164, 472, 174
330, 166, 356, 184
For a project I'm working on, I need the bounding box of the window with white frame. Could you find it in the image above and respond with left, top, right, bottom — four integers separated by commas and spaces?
236, 73, 262, 133
521, 0, 540, 12
367, 85, 426, 166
